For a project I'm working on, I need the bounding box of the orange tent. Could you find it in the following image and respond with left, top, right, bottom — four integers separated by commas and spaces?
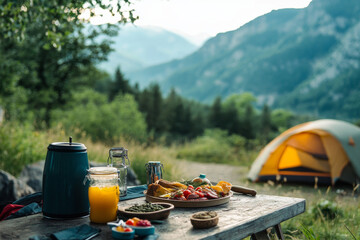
248, 119, 360, 185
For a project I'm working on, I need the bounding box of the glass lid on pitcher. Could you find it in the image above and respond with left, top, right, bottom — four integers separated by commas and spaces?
88, 167, 118, 175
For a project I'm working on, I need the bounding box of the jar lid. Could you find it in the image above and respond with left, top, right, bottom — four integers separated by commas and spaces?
47, 137, 86, 152
88, 167, 118, 175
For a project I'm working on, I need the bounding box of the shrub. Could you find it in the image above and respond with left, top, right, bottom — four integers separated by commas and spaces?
310, 199, 343, 220
176, 129, 234, 163
52, 90, 147, 145
0, 122, 46, 176
176, 128, 259, 166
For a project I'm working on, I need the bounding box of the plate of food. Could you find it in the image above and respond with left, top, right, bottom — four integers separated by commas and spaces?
145, 179, 233, 208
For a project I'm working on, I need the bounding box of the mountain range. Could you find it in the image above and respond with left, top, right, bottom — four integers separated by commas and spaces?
98, 25, 198, 74
126, 0, 360, 120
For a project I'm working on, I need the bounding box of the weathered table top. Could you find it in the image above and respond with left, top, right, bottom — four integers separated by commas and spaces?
0, 193, 305, 240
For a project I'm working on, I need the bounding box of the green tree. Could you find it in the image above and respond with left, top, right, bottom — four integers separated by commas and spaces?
72, 66, 112, 94
0, 0, 138, 126
190, 112, 205, 138
163, 88, 180, 132
162, 88, 201, 140
223, 93, 257, 139
149, 84, 164, 133
52, 90, 147, 144
209, 96, 223, 129
223, 93, 257, 116
260, 104, 272, 143
222, 104, 241, 135
109, 67, 133, 100
137, 84, 165, 134
0, 1, 137, 48
271, 109, 294, 132
242, 105, 255, 139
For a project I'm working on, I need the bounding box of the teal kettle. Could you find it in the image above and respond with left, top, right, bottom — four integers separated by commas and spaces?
42, 137, 89, 219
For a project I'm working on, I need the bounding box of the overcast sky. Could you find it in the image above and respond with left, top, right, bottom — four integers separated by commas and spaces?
132, 0, 312, 44
91, 0, 312, 45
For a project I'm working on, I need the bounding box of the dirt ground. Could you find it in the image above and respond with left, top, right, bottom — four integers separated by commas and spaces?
177, 160, 359, 204
178, 160, 248, 185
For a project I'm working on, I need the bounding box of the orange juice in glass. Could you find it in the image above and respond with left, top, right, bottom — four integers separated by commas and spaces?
87, 167, 119, 223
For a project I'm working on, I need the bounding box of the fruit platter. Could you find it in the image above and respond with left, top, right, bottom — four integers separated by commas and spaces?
145, 178, 233, 208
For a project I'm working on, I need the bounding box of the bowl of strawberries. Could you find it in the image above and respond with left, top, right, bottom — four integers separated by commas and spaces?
125, 217, 155, 236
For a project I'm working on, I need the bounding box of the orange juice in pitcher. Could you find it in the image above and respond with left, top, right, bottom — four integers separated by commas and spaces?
87, 167, 119, 223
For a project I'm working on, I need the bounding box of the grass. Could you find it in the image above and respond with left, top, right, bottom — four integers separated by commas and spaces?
176, 129, 261, 167
241, 181, 360, 240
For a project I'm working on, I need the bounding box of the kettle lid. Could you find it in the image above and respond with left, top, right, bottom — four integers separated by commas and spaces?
48, 137, 87, 152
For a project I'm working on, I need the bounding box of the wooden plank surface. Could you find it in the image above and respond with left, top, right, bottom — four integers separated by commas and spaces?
0, 194, 305, 240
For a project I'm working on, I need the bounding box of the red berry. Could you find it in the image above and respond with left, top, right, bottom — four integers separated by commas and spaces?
126, 219, 135, 226
137, 219, 151, 227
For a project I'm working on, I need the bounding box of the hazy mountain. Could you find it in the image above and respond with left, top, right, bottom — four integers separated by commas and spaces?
98, 25, 198, 74
128, 0, 360, 120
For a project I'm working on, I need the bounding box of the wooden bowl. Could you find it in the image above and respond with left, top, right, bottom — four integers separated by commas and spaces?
190, 211, 219, 229
118, 202, 174, 220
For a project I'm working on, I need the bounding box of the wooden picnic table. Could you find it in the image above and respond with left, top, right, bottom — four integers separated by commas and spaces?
0, 193, 305, 240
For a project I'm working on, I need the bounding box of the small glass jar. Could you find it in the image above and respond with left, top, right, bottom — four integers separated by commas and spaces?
87, 167, 119, 224
107, 147, 130, 197
145, 161, 164, 185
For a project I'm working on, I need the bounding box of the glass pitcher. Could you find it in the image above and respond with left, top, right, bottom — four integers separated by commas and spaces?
107, 147, 130, 197
87, 167, 119, 223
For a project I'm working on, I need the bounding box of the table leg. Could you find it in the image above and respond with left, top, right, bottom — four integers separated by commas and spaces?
275, 224, 285, 240
251, 230, 269, 240
251, 224, 285, 240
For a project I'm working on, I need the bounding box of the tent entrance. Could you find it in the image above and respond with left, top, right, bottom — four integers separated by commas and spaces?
275, 145, 332, 184
278, 146, 331, 173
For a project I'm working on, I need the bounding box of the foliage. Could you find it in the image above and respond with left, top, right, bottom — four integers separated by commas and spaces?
52, 90, 147, 145
136, 86, 207, 143
259, 104, 272, 143
222, 93, 257, 116
138, 84, 165, 133
300, 225, 320, 240
271, 109, 294, 132
176, 129, 234, 163
310, 199, 343, 220
0, 122, 47, 176
277, 68, 360, 121
109, 66, 134, 101
280, 192, 360, 240
0, 0, 137, 46
0, 121, 180, 184
0, 0, 137, 127
209, 96, 223, 129
208, 93, 261, 139
176, 129, 259, 166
